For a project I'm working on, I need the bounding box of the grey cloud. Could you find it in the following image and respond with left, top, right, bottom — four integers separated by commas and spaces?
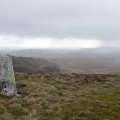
0, 0, 120, 42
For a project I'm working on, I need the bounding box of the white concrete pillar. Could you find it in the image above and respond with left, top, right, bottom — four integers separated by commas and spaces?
0, 54, 17, 96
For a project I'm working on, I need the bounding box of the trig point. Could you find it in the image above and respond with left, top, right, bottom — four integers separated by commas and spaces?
0, 54, 17, 96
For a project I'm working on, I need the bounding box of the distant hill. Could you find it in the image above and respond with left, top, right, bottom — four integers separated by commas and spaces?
10, 47, 120, 74
12, 56, 61, 74
9, 48, 120, 59
12, 56, 120, 74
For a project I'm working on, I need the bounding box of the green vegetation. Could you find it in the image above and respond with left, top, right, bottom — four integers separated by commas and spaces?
0, 73, 120, 120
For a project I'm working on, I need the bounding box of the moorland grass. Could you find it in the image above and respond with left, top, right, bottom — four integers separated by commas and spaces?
0, 73, 120, 120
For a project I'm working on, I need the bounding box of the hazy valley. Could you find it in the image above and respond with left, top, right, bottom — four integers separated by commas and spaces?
9, 48, 120, 74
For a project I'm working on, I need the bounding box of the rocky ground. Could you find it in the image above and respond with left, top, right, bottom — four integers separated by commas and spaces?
0, 73, 120, 120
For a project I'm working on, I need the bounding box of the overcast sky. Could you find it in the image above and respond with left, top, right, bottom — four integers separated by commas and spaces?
0, 0, 120, 49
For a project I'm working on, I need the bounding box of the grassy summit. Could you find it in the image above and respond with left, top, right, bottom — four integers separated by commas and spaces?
0, 73, 120, 120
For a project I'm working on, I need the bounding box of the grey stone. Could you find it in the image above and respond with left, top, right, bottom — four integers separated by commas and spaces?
0, 54, 17, 96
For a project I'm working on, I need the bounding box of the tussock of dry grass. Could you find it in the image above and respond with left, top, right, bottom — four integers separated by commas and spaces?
0, 73, 120, 120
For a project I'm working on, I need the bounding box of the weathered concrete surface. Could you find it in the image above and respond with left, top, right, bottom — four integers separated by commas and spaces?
0, 54, 17, 96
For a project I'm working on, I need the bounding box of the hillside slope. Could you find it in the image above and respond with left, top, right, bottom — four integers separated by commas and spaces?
12, 56, 120, 74
12, 56, 61, 74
